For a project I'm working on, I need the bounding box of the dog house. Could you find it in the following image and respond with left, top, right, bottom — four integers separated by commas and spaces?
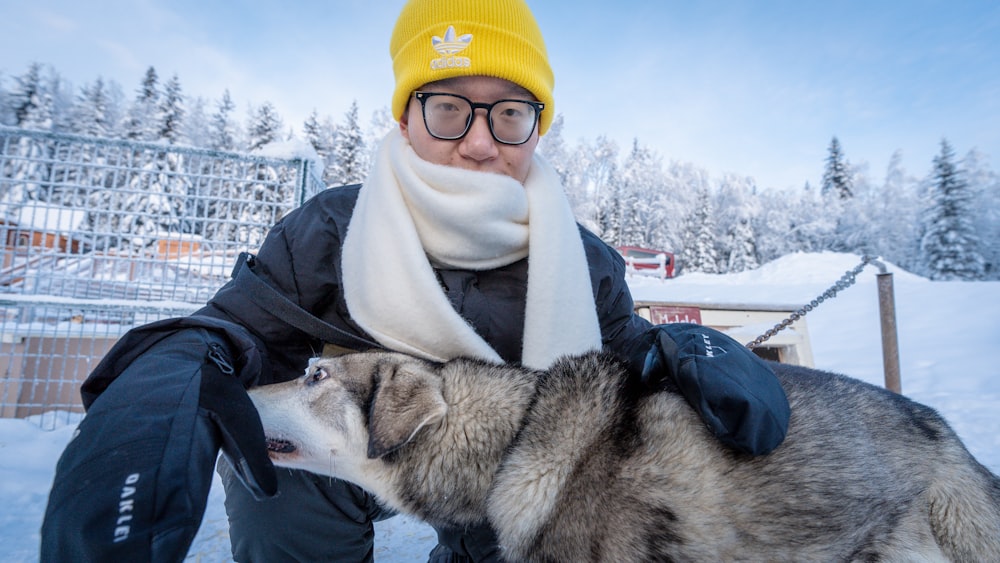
633, 301, 814, 367
1, 204, 86, 272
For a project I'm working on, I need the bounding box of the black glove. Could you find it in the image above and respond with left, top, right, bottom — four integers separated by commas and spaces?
632, 323, 790, 455
40, 326, 276, 562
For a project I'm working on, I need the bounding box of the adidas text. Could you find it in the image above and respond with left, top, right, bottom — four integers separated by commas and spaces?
431, 56, 471, 70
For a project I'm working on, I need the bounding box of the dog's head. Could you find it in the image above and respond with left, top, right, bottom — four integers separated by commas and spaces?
248, 351, 448, 483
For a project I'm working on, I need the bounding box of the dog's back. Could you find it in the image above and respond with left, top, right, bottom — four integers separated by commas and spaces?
489, 354, 1000, 562
774, 363, 1000, 561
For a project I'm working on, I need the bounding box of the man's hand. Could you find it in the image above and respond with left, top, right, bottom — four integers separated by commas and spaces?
202, 341, 277, 499
635, 323, 790, 455
41, 327, 276, 562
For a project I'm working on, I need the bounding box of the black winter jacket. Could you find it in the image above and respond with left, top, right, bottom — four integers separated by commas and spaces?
50, 184, 788, 563
200, 184, 652, 385
57, 184, 651, 562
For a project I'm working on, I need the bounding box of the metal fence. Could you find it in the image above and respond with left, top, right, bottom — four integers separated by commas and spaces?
0, 126, 326, 427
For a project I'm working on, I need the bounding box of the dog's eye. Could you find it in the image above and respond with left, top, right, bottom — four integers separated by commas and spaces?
307, 367, 329, 386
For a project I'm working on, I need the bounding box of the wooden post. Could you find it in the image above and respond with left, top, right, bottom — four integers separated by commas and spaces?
877, 272, 901, 393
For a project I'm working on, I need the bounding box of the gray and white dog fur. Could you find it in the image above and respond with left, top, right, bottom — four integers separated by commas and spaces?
249, 350, 1000, 562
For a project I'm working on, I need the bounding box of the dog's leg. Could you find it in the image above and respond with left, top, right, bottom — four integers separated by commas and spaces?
926, 448, 1000, 560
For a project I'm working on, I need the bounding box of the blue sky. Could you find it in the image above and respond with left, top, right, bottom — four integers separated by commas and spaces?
2, 0, 998, 191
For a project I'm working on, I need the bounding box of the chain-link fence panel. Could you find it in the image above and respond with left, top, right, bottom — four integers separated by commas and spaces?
0, 127, 326, 427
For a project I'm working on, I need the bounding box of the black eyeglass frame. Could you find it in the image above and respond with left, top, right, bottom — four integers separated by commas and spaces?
413, 91, 545, 146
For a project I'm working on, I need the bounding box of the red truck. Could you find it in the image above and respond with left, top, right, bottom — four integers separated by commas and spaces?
616, 246, 676, 279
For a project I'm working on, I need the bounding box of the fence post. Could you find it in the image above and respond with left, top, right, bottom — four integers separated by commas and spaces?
297, 158, 310, 206
877, 271, 901, 393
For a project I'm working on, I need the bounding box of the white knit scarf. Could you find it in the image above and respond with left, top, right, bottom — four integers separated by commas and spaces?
342, 129, 601, 370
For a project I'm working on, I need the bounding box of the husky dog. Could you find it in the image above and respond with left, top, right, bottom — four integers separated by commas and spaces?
249, 350, 1000, 562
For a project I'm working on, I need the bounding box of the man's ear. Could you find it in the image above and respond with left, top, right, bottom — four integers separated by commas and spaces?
367, 362, 447, 459
398, 106, 411, 140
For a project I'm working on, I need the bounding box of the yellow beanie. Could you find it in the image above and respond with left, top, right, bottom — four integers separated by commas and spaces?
390, 0, 555, 135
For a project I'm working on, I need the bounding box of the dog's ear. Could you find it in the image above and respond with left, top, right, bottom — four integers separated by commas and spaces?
367, 362, 447, 459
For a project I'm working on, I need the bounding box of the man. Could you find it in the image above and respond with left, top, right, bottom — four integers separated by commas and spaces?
41, 0, 790, 561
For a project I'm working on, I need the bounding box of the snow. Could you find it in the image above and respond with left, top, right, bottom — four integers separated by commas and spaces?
253, 137, 324, 174
9, 203, 87, 231
0, 251, 997, 561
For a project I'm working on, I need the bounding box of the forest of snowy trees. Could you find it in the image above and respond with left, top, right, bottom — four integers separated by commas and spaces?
2, 62, 997, 280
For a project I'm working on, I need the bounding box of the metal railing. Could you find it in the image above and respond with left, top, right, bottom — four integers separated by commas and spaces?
0, 127, 326, 427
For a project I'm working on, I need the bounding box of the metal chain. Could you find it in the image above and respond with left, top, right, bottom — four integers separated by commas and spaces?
746, 255, 879, 349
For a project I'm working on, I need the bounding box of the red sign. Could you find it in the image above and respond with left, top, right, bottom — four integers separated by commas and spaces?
648, 305, 702, 325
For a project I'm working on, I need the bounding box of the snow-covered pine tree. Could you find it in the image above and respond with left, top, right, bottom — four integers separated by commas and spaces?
751, 189, 796, 264
157, 74, 185, 144
615, 139, 661, 248
1, 64, 58, 205
364, 106, 395, 168
0, 71, 10, 125
821, 136, 853, 200
52, 77, 135, 209
601, 177, 626, 247
537, 113, 570, 184
832, 160, 873, 252
8, 63, 41, 126
717, 174, 761, 273
574, 136, 619, 236
808, 178, 843, 252
47, 75, 76, 133
246, 101, 283, 151
964, 149, 1000, 279
868, 150, 922, 272
69, 78, 113, 138
303, 110, 328, 157
303, 109, 339, 185
726, 217, 759, 273
546, 118, 597, 225
123, 67, 160, 141
208, 90, 239, 151
919, 139, 985, 280
9, 63, 54, 130
0, 135, 47, 206
329, 101, 367, 185
651, 160, 705, 263
181, 96, 210, 148
51, 78, 116, 205
752, 182, 834, 262
682, 183, 720, 274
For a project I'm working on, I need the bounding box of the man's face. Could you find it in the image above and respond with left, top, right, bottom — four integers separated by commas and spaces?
399, 75, 540, 184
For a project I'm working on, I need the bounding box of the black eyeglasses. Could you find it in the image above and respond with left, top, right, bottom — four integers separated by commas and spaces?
413, 91, 544, 145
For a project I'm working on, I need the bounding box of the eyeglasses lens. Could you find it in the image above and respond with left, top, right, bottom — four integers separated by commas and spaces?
490, 101, 537, 144
421, 94, 538, 145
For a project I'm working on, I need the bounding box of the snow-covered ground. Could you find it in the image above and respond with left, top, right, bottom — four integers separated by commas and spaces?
1, 252, 997, 561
